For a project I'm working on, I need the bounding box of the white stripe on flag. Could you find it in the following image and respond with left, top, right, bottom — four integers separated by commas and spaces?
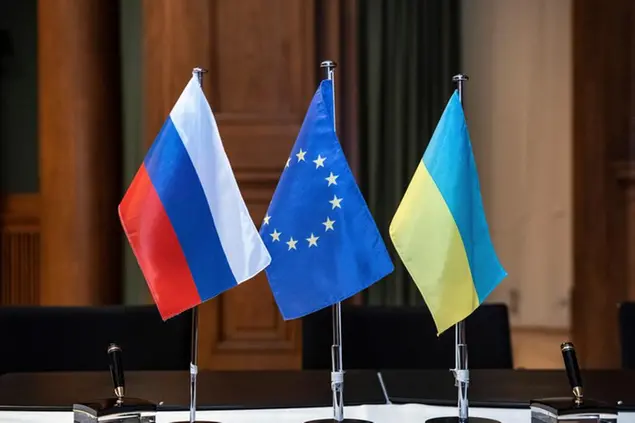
169, 76, 271, 283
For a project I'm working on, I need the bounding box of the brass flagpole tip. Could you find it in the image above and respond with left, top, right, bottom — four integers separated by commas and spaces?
192, 67, 209, 74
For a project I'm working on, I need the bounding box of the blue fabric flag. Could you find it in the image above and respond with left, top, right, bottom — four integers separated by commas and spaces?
260, 80, 394, 320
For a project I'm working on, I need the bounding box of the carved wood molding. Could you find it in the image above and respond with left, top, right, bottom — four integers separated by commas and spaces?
1, 194, 40, 305
0, 193, 40, 228
613, 161, 635, 184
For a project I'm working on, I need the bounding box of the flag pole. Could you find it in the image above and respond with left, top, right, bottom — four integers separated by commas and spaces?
304, 60, 371, 423
426, 74, 498, 423
173, 66, 219, 423
191, 67, 207, 423
454, 74, 470, 423
324, 60, 345, 423
190, 306, 200, 423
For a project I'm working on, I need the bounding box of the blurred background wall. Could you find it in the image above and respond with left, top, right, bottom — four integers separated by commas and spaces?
0, 0, 632, 370
462, 0, 572, 368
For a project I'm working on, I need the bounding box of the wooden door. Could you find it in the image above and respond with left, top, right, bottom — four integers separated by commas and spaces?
142, 0, 356, 369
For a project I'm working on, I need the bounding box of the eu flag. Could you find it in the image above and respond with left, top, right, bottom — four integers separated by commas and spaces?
260, 80, 394, 320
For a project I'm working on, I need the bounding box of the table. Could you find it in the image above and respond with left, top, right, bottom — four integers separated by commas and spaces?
382, 369, 635, 409
0, 370, 633, 422
0, 370, 384, 411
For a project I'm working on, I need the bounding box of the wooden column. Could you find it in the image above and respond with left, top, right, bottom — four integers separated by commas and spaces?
38, 0, 122, 305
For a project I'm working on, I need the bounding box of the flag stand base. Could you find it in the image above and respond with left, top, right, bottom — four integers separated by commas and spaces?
426, 418, 501, 422
305, 419, 373, 423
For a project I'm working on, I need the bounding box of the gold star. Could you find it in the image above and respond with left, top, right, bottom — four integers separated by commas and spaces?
306, 233, 319, 247
285, 157, 291, 168
325, 172, 339, 186
296, 149, 307, 162
270, 229, 281, 242
263, 214, 271, 225
313, 155, 326, 169
329, 195, 343, 209
323, 217, 335, 231
286, 237, 298, 250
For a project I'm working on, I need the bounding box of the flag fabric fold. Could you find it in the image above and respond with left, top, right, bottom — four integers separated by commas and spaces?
390, 91, 507, 335
261, 79, 394, 320
119, 75, 271, 320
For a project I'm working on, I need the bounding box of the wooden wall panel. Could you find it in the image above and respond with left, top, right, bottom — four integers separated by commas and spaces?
572, 0, 634, 368
143, 0, 323, 370
0, 194, 40, 305
2, 1, 122, 308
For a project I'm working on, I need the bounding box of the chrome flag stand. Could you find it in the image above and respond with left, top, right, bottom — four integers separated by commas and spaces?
172, 67, 220, 423
304, 61, 371, 423
426, 75, 499, 423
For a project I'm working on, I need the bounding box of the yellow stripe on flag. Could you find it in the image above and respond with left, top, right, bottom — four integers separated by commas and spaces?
389, 161, 479, 335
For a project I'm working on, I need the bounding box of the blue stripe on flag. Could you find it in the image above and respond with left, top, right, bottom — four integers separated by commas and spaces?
144, 118, 237, 300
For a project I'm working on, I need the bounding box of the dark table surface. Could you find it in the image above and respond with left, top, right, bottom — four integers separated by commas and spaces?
0, 370, 386, 412
381, 369, 635, 410
2, 369, 635, 413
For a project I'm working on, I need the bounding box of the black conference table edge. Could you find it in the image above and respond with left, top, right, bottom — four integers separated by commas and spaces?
0, 404, 357, 413
0, 401, 381, 413
0, 369, 386, 413
381, 369, 635, 412
0, 369, 632, 413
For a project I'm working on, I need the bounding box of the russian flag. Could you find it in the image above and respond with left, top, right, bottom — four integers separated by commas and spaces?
119, 75, 272, 320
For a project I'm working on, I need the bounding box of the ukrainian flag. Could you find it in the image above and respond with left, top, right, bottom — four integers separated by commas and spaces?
389, 91, 507, 335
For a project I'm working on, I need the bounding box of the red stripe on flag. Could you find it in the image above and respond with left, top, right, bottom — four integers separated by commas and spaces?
119, 164, 202, 320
